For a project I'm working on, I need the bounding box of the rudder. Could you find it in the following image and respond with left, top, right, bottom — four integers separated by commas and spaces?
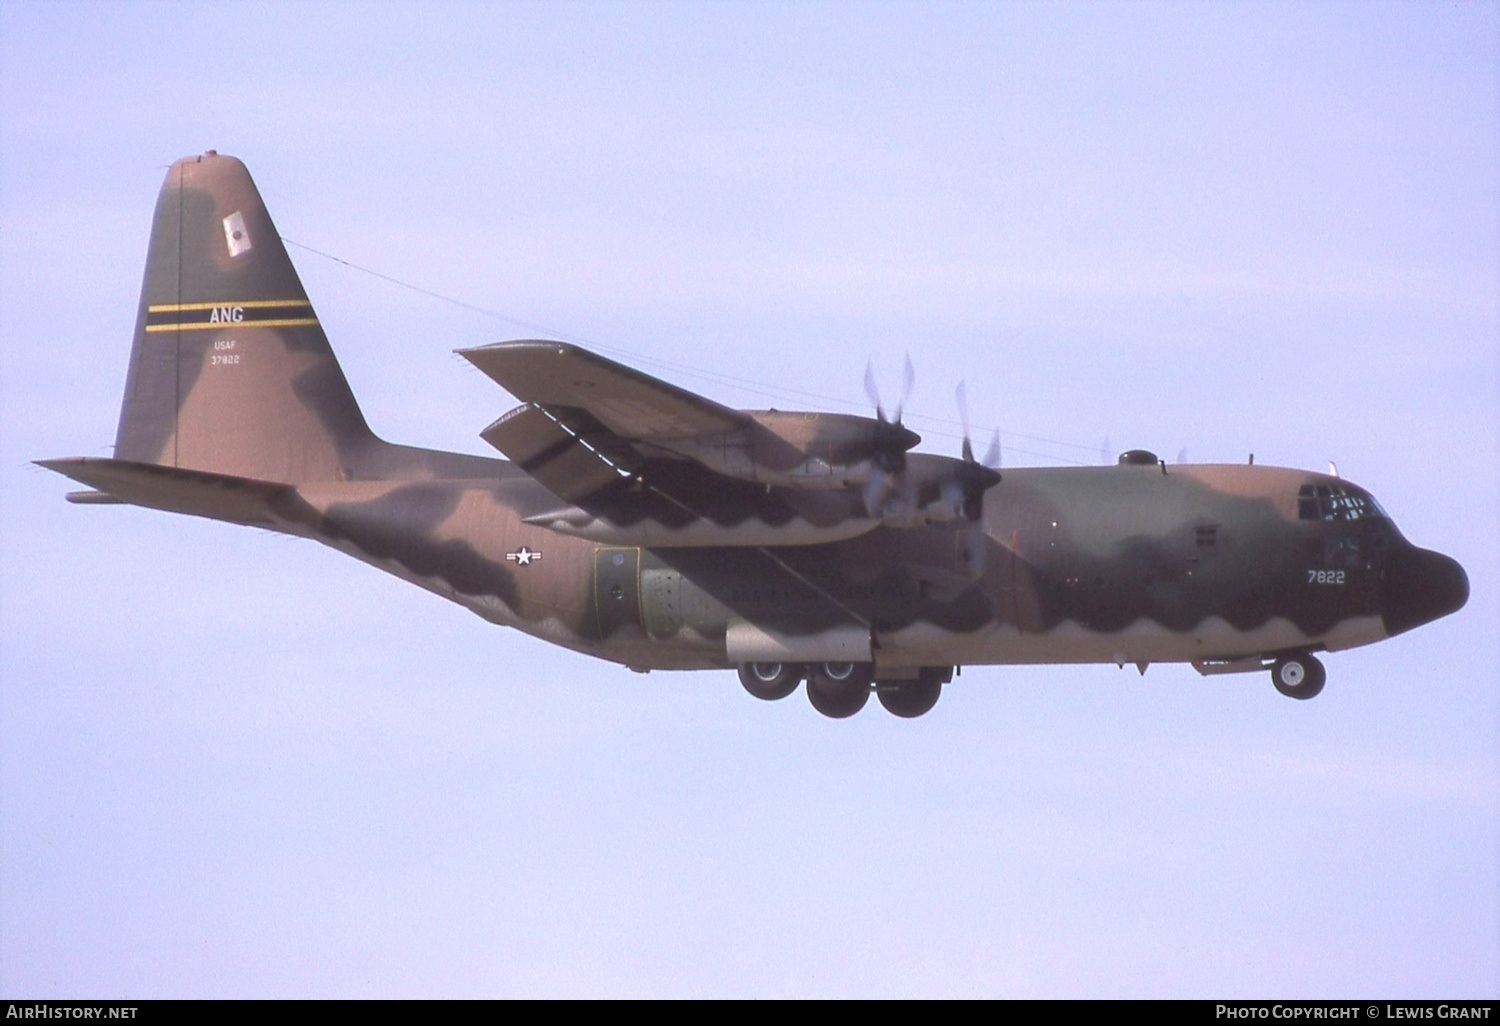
115, 151, 376, 483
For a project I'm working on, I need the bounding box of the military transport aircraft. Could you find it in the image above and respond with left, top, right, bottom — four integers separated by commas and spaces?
40, 153, 1470, 718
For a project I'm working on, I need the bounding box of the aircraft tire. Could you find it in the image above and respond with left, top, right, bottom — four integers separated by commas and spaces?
1271, 653, 1326, 700
877, 677, 942, 718
806, 663, 872, 718
737, 662, 803, 701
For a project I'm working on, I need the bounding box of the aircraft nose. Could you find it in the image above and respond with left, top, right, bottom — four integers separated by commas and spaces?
1380, 543, 1469, 636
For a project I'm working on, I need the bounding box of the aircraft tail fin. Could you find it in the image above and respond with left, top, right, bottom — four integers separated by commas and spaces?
113, 151, 377, 483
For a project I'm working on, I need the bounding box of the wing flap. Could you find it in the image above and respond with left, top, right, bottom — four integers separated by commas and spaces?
479, 403, 637, 503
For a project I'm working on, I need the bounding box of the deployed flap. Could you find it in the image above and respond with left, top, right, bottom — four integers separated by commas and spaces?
480, 403, 638, 502
37, 457, 315, 528
459, 341, 748, 440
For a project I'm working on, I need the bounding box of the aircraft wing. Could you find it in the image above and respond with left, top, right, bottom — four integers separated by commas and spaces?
458, 340, 749, 440
458, 340, 879, 546
459, 338, 754, 504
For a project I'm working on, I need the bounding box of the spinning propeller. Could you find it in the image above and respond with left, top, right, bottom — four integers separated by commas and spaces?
862, 357, 920, 517
859, 362, 1003, 571
945, 381, 1002, 522
947, 381, 1002, 575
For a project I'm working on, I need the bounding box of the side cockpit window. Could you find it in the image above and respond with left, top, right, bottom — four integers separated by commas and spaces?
1298, 484, 1386, 522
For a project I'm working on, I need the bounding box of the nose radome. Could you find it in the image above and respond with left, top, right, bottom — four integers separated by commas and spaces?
1381, 544, 1469, 637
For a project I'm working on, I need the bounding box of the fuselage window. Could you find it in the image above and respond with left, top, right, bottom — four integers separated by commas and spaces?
1324, 532, 1362, 568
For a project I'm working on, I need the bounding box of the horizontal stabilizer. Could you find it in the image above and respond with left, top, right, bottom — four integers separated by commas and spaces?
38, 457, 315, 527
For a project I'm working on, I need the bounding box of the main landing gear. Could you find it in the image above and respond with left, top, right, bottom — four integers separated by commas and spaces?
876, 668, 946, 718
1271, 652, 1326, 700
736, 662, 949, 719
806, 662, 872, 718
736, 662, 802, 701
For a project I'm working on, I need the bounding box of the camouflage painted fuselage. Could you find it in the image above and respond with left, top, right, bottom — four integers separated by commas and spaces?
42, 153, 1468, 694
270, 459, 1437, 674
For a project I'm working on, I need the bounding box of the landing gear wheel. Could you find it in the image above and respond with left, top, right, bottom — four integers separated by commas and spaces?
877, 667, 946, 718
737, 662, 803, 701
806, 662, 872, 718
877, 680, 942, 718
1271, 653, 1326, 700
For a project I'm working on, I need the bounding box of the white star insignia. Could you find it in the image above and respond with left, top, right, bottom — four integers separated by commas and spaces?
506, 546, 542, 566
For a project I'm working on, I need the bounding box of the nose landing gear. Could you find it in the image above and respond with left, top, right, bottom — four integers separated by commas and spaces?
1271, 653, 1326, 700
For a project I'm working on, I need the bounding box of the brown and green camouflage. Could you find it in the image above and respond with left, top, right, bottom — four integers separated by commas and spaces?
40, 153, 1469, 717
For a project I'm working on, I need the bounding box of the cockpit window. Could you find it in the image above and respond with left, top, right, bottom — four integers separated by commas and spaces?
1297, 484, 1386, 522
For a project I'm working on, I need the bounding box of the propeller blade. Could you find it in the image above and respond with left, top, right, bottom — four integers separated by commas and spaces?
863, 473, 890, 519
944, 381, 1000, 559
947, 382, 1002, 521
864, 362, 885, 422
955, 381, 974, 463
865, 358, 921, 485
982, 430, 1001, 469
941, 477, 964, 520
959, 464, 1000, 520
962, 518, 988, 577
862, 359, 926, 521
897, 353, 914, 422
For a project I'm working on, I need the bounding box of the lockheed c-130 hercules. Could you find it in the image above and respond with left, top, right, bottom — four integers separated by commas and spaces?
41, 152, 1470, 719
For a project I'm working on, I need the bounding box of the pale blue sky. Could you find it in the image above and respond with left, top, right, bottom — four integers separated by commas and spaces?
2, 1, 1496, 997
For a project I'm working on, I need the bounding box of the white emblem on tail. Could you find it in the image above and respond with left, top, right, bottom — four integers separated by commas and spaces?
222, 211, 252, 258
